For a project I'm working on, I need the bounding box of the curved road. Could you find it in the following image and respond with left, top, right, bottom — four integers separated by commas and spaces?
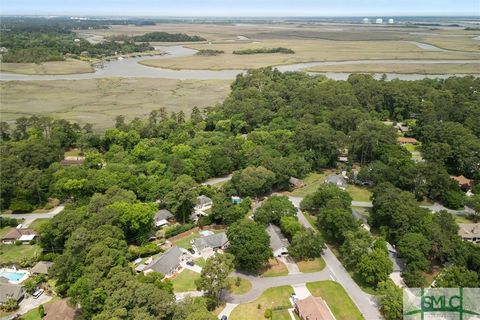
1, 45, 479, 82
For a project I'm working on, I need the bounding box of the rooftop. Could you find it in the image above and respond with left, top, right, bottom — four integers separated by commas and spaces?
145, 246, 183, 276
325, 174, 347, 187
266, 224, 289, 252
2, 228, 37, 241
154, 209, 174, 221
193, 232, 228, 251
31, 261, 53, 275
397, 137, 418, 144
458, 223, 480, 238
0, 282, 24, 304
451, 175, 472, 187
295, 295, 335, 320
44, 299, 77, 320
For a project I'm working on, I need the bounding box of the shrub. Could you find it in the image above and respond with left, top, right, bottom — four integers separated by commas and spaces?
164, 223, 196, 238
38, 304, 45, 317
264, 308, 272, 318
15, 240, 22, 246
29, 239, 37, 245
235, 276, 241, 287
0, 297, 19, 311
9, 198, 33, 213
128, 243, 161, 258
443, 190, 465, 209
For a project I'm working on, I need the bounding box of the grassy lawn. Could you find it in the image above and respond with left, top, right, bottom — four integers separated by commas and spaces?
171, 269, 201, 292
0, 244, 41, 264
194, 257, 206, 268
296, 258, 326, 273
271, 309, 293, 320
291, 172, 326, 197
229, 286, 294, 320
261, 259, 289, 277
29, 218, 50, 232
172, 231, 199, 250
454, 215, 475, 224
346, 185, 372, 202
227, 277, 252, 295
0, 60, 94, 75
306, 281, 364, 320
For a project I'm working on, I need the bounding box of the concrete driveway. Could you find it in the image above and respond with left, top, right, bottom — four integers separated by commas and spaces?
292, 283, 311, 299
17, 293, 52, 315
217, 303, 238, 319
1, 205, 65, 221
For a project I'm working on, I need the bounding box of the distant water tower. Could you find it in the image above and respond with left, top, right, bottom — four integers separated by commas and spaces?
375, 18, 383, 24
388, 18, 394, 24
363, 18, 370, 24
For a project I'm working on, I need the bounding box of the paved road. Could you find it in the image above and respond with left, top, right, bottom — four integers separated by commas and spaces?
223, 269, 331, 304
352, 200, 474, 216
288, 196, 382, 320
201, 174, 233, 186
0, 205, 65, 220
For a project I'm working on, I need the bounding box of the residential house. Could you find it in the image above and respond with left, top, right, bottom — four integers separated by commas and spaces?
0, 281, 25, 306
154, 209, 174, 228
451, 175, 473, 191
60, 156, 85, 166
31, 261, 53, 275
458, 223, 480, 244
195, 195, 213, 211
192, 232, 228, 259
267, 224, 289, 257
1, 228, 37, 244
289, 177, 305, 189
338, 156, 348, 163
395, 123, 410, 133
144, 246, 184, 277
324, 175, 347, 190
397, 137, 418, 145
294, 295, 335, 320
44, 299, 77, 320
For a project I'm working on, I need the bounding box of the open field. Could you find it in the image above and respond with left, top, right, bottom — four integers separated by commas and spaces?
229, 285, 294, 320
305, 62, 480, 74
0, 60, 94, 75
0, 243, 41, 264
306, 280, 364, 320
290, 172, 327, 197
0, 78, 231, 132
139, 38, 478, 71
346, 185, 372, 202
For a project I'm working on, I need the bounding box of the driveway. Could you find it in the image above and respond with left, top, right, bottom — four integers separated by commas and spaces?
292, 283, 311, 299
278, 256, 300, 275
1, 205, 65, 220
217, 303, 238, 319
17, 293, 52, 315
288, 196, 381, 320
201, 174, 233, 186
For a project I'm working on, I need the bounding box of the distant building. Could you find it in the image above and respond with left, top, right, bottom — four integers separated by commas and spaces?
458, 223, 480, 244
338, 156, 349, 163
395, 123, 409, 133
397, 137, 418, 145
289, 177, 305, 189
195, 195, 213, 211
153, 209, 174, 228
267, 224, 289, 257
325, 175, 347, 190
451, 175, 473, 190
192, 232, 228, 258
60, 156, 85, 166
362, 18, 370, 24
144, 246, 184, 277
388, 18, 394, 24
294, 295, 335, 320
44, 299, 77, 320
1, 228, 37, 244
376, 18, 383, 24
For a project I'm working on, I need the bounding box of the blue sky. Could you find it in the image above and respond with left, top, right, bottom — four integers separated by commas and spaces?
1, 0, 479, 16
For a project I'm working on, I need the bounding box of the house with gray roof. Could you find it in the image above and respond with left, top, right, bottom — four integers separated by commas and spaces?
154, 209, 174, 228
267, 224, 289, 257
193, 232, 228, 258
0, 282, 25, 305
144, 246, 184, 277
324, 175, 347, 190
195, 195, 213, 210
31, 261, 53, 275
458, 223, 480, 244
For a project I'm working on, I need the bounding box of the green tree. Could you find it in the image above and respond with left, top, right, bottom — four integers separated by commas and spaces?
288, 229, 325, 260
378, 280, 403, 320
317, 199, 359, 243
340, 228, 373, 269
196, 253, 235, 303
397, 233, 431, 272
355, 248, 393, 287
254, 195, 296, 225
174, 297, 216, 320
164, 175, 198, 223
300, 184, 352, 213
231, 166, 276, 197
279, 216, 303, 239
108, 201, 157, 244
435, 266, 480, 288
466, 194, 480, 221
226, 220, 272, 273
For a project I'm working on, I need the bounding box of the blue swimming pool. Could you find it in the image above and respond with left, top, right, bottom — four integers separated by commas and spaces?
0, 271, 27, 282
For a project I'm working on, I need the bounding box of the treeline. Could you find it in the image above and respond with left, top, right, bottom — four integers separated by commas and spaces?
233, 47, 295, 54
195, 49, 224, 56
132, 32, 206, 42
0, 20, 154, 63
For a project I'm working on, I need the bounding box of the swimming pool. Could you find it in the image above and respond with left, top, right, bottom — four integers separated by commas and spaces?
0, 270, 28, 282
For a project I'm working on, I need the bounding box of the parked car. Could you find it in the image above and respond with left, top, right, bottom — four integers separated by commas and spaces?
188, 248, 195, 254
221, 316, 227, 320
32, 289, 44, 299
186, 260, 194, 266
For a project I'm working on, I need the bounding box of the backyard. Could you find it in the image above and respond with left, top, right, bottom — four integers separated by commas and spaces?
229, 285, 294, 320
0, 243, 41, 265
171, 269, 200, 292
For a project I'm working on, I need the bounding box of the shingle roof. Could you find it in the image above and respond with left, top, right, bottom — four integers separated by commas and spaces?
458, 223, 480, 238
0, 283, 24, 304
197, 195, 212, 206
325, 175, 347, 188
295, 296, 335, 320
2, 228, 37, 241
44, 299, 76, 320
154, 209, 174, 221
266, 224, 289, 252
145, 246, 183, 275
193, 232, 228, 251
31, 261, 53, 274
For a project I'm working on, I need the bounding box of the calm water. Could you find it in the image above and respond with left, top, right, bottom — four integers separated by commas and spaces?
0, 270, 27, 282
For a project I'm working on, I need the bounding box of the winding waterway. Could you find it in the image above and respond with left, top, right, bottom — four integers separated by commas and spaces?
1, 45, 479, 81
